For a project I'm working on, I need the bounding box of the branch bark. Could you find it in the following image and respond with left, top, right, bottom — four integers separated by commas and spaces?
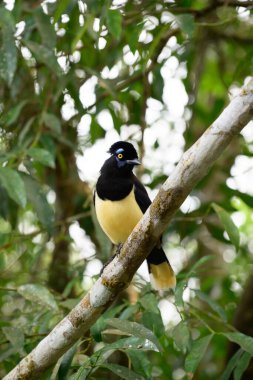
4, 80, 253, 380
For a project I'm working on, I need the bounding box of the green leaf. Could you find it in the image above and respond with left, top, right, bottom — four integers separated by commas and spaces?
195, 290, 227, 322
139, 293, 159, 314
0, 7, 17, 85
102, 336, 157, 352
141, 311, 164, 338
120, 304, 139, 320
212, 203, 240, 250
0, 217, 11, 233
185, 335, 213, 374
34, 8, 56, 49
58, 344, 78, 380
222, 332, 253, 356
127, 22, 143, 53
234, 351, 252, 380
28, 147, 55, 168
205, 221, 228, 244
0, 7, 15, 29
102, 364, 144, 380
68, 367, 89, 380
152, 65, 164, 101
106, 9, 122, 39
24, 40, 62, 76
60, 298, 78, 311
143, 24, 168, 68
21, 174, 54, 232
91, 315, 106, 342
18, 117, 35, 146
71, 17, 92, 52
90, 118, 105, 144
1, 100, 28, 126
2, 327, 25, 352
220, 349, 243, 380
71, 336, 157, 380
0, 232, 9, 250
175, 280, 187, 308
53, 0, 71, 23
43, 112, 61, 134
91, 304, 126, 342
176, 14, 195, 37
0, 168, 26, 207
17, 283, 58, 311
106, 318, 163, 352
190, 255, 213, 273
172, 320, 190, 353
127, 349, 152, 378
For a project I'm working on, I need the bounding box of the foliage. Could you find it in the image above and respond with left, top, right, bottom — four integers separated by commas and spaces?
1, 0, 253, 379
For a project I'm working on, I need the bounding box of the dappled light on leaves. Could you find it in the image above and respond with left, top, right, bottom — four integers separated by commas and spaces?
1, 0, 253, 379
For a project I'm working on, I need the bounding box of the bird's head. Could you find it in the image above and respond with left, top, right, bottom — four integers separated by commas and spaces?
108, 141, 141, 170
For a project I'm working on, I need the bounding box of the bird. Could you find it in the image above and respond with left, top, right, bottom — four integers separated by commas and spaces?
94, 141, 176, 290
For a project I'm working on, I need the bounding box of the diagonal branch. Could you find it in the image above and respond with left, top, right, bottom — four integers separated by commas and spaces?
4, 79, 253, 380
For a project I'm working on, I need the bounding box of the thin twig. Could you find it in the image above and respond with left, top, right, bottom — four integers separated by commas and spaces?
82, 28, 180, 114
0, 211, 91, 253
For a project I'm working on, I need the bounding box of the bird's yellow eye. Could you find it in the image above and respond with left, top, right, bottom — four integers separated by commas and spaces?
117, 153, 123, 159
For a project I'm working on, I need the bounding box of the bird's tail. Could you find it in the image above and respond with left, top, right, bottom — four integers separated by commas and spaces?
147, 246, 176, 290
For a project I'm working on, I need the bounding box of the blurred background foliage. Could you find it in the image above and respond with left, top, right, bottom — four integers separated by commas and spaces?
1, 0, 253, 379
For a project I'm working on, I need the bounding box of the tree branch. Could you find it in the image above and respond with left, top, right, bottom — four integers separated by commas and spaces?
4, 79, 253, 380
168, 0, 253, 17
82, 28, 180, 114
210, 29, 253, 45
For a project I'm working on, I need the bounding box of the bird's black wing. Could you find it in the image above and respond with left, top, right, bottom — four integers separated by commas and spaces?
133, 175, 151, 214
133, 175, 176, 289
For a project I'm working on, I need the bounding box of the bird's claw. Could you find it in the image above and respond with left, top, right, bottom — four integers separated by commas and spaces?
100, 243, 123, 275
114, 242, 123, 256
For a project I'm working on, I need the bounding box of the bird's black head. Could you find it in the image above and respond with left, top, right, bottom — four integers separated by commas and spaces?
99, 141, 140, 178
97, 141, 140, 198
108, 141, 141, 169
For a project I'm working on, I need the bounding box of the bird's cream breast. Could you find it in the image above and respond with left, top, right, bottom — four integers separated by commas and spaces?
95, 189, 143, 244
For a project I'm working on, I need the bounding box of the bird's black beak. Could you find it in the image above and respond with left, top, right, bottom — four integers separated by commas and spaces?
126, 158, 141, 166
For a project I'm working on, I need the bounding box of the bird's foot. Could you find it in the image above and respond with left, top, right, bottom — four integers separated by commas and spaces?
100, 254, 115, 275
114, 242, 124, 256
100, 243, 123, 275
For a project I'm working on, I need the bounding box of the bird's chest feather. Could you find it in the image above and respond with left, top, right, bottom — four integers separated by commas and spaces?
95, 189, 143, 244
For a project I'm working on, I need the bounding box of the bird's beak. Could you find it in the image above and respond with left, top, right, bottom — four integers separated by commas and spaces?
126, 158, 141, 166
